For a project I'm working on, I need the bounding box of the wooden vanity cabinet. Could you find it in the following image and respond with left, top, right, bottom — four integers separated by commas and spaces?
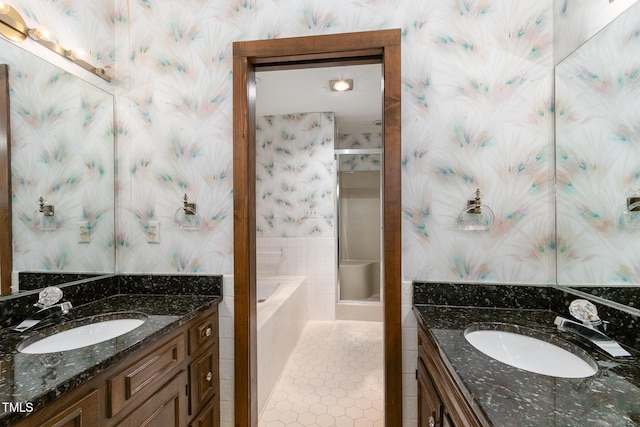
13, 305, 219, 427
417, 318, 485, 427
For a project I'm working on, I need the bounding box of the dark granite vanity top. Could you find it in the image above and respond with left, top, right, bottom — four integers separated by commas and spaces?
413, 283, 640, 427
0, 274, 222, 426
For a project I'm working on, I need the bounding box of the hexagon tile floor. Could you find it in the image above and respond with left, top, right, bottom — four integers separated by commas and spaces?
259, 320, 384, 427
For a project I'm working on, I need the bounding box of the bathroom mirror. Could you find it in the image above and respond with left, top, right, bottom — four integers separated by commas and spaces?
0, 37, 115, 295
555, 1, 640, 308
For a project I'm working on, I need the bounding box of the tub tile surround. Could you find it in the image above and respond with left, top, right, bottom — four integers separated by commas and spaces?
258, 237, 336, 321
413, 282, 640, 425
0, 274, 222, 426
257, 276, 308, 414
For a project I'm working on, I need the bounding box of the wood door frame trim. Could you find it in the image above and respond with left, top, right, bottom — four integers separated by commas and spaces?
233, 29, 402, 427
0, 64, 12, 296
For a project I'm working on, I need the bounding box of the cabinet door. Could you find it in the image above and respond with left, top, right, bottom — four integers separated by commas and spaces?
189, 347, 218, 416
417, 358, 442, 427
189, 396, 220, 427
116, 370, 188, 427
31, 390, 99, 427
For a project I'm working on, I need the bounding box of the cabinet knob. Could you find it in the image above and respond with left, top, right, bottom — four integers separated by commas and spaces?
205, 327, 212, 337
428, 415, 436, 427
206, 372, 213, 382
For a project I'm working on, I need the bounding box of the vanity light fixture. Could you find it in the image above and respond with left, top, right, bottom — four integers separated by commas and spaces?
330, 79, 353, 92
0, 1, 27, 42
0, 2, 110, 81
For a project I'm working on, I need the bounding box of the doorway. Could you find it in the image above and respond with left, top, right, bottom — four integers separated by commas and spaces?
233, 29, 401, 427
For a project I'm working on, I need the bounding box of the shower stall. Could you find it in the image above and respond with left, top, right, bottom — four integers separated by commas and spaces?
335, 149, 383, 320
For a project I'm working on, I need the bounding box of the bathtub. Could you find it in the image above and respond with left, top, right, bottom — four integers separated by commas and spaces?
257, 276, 308, 414
339, 259, 380, 300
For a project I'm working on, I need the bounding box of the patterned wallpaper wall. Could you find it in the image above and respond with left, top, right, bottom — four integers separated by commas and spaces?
256, 113, 336, 238
556, 1, 640, 285
117, 0, 559, 284
8, 0, 638, 283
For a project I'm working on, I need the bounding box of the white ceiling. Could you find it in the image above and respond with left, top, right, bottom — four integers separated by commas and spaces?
255, 63, 383, 135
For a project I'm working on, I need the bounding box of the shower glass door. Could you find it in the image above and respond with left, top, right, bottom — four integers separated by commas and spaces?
335, 149, 383, 303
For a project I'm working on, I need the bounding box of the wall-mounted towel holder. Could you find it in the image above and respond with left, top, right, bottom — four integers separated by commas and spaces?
174, 193, 202, 230
456, 188, 495, 231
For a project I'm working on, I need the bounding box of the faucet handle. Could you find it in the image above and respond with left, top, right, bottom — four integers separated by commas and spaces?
35, 286, 64, 308
569, 299, 601, 325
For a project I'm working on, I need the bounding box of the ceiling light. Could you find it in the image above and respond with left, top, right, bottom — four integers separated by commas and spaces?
330, 79, 353, 92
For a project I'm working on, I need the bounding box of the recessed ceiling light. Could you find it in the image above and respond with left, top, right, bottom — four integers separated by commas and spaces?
330, 79, 353, 92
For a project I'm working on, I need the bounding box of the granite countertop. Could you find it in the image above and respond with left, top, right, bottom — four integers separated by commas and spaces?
0, 278, 222, 426
414, 305, 640, 426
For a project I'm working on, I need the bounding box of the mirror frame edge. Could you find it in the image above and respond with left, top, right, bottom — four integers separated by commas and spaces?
0, 63, 11, 296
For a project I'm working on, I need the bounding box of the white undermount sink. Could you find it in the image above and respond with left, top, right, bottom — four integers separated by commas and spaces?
464, 324, 598, 378
18, 314, 147, 354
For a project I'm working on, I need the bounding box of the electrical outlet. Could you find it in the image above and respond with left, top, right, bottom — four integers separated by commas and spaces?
304, 208, 318, 218
78, 222, 90, 243
147, 221, 160, 243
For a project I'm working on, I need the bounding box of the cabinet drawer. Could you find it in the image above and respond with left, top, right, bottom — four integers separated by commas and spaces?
108, 334, 185, 418
189, 343, 218, 415
115, 370, 188, 427
188, 309, 218, 355
17, 389, 99, 427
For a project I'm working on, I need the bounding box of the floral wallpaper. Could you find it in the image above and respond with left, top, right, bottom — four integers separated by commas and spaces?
556, 0, 640, 285
256, 113, 335, 238
8, 0, 636, 282
10, 0, 628, 284
2, 39, 115, 275
119, 0, 555, 284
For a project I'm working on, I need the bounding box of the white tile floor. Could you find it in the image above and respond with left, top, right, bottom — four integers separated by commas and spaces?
259, 320, 384, 427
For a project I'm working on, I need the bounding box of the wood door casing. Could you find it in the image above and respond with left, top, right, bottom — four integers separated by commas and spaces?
0, 64, 12, 296
233, 29, 402, 427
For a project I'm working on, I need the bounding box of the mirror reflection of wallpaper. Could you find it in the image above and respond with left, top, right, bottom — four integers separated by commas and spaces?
556, 1, 640, 285
554, 0, 639, 64
3, 44, 115, 273
256, 113, 335, 237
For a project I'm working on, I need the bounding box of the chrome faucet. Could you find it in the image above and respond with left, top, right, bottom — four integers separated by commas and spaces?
554, 316, 632, 359
11, 286, 73, 333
